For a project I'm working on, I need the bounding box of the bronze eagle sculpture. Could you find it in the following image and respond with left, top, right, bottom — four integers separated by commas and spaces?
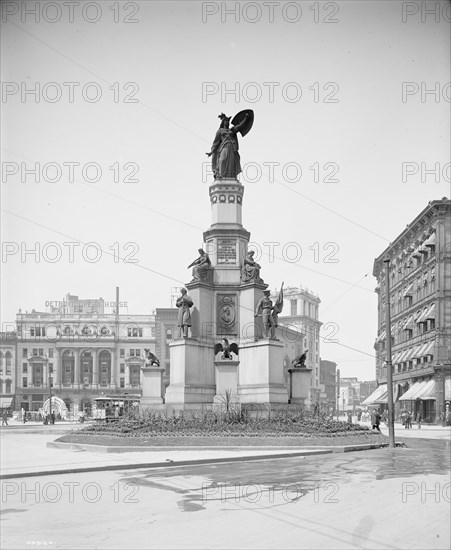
214, 337, 239, 359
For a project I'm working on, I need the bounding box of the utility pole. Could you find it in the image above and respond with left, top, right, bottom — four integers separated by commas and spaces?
48, 362, 52, 422
384, 258, 396, 447
336, 368, 340, 421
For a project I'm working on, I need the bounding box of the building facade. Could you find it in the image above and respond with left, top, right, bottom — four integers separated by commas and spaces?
319, 359, 337, 408
13, 295, 156, 416
373, 198, 451, 422
271, 285, 322, 403
0, 331, 16, 411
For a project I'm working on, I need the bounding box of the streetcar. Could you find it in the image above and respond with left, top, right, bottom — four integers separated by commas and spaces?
92, 394, 141, 422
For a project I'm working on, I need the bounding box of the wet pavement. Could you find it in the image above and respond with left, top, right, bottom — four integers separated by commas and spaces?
1, 438, 450, 549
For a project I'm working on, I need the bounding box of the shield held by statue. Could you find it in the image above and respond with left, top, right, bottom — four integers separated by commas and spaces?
231, 109, 254, 137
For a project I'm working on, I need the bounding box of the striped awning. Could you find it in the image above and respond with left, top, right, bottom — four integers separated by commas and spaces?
376, 384, 400, 404
424, 233, 436, 247
422, 341, 435, 356
416, 379, 436, 400
376, 330, 386, 343
403, 283, 413, 297
399, 380, 429, 401
403, 316, 414, 330
417, 304, 434, 323
361, 384, 387, 406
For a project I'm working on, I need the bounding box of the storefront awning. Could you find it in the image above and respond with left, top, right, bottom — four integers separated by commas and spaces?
424, 233, 436, 247
425, 303, 435, 320
361, 384, 387, 406
376, 330, 386, 343
398, 349, 410, 362
417, 304, 434, 324
399, 380, 429, 401
376, 384, 400, 404
0, 397, 13, 407
392, 351, 402, 363
403, 348, 416, 362
403, 283, 413, 297
415, 379, 436, 400
422, 341, 435, 357
403, 316, 414, 330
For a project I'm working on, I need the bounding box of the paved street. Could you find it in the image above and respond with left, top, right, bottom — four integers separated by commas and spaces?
1, 426, 450, 549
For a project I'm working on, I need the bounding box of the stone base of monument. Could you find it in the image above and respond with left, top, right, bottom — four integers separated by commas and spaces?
140, 366, 165, 406
165, 338, 216, 406
288, 367, 313, 406
238, 338, 288, 404
213, 360, 239, 404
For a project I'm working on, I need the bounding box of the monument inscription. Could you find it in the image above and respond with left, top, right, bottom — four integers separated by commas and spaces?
217, 238, 237, 264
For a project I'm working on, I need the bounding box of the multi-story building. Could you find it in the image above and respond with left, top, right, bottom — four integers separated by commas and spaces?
0, 331, 16, 411
319, 359, 337, 408
373, 198, 451, 422
155, 308, 178, 392
271, 285, 322, 403
14, 294, 156, 416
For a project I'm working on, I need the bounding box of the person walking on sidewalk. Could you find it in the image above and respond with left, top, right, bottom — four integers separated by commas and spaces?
371, 409, 382, 432
416, 411, 422, 429
1, 411, 8, 426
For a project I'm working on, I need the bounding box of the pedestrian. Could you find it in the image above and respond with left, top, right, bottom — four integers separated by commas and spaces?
416, 411, 422, 429
1, 410, 8, 426
405, 410, 412, 429
22, 410, 27, 423
371, 408, 382, 432
50, 411, 56, 425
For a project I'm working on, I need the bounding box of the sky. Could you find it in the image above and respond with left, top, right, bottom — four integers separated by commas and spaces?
1, 0, 450, 380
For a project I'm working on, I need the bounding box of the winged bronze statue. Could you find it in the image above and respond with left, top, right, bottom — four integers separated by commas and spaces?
214, 337, 239, 360
144, 349, 160, 367
292, 350, 308, 368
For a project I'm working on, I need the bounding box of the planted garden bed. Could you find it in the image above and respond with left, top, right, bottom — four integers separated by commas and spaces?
57, 409, 385, 447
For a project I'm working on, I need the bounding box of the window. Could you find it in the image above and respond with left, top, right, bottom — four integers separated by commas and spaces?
30, 328, 35, 337
120, 364, 125, 374
5, 380, 12, 393
49, 349, 53, 358
120, 349, 125, 358
120, 378, 125, 388
23, 363, 28, 373
127, 327, 142, 338
130, 349, 135, 357
291, 299, 297, 316
150, 327, 155, 337
23, 349, 28, 358
49, 364, 53, 373
5, 354, 12, 375
38, 349, 43, 356
32, 349, 38, 356
23, 377, 28, 387
139, 328, 143, 337
135, 349, 140, 357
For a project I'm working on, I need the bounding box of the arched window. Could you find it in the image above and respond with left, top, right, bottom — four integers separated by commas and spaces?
5, 352, 12, 375
98, 351, 111, 387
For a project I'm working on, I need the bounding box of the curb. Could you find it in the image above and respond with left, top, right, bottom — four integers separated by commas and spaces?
0, 444, 382, 480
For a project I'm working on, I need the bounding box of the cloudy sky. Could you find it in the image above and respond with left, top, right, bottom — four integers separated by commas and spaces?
1, 0, 450, 379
